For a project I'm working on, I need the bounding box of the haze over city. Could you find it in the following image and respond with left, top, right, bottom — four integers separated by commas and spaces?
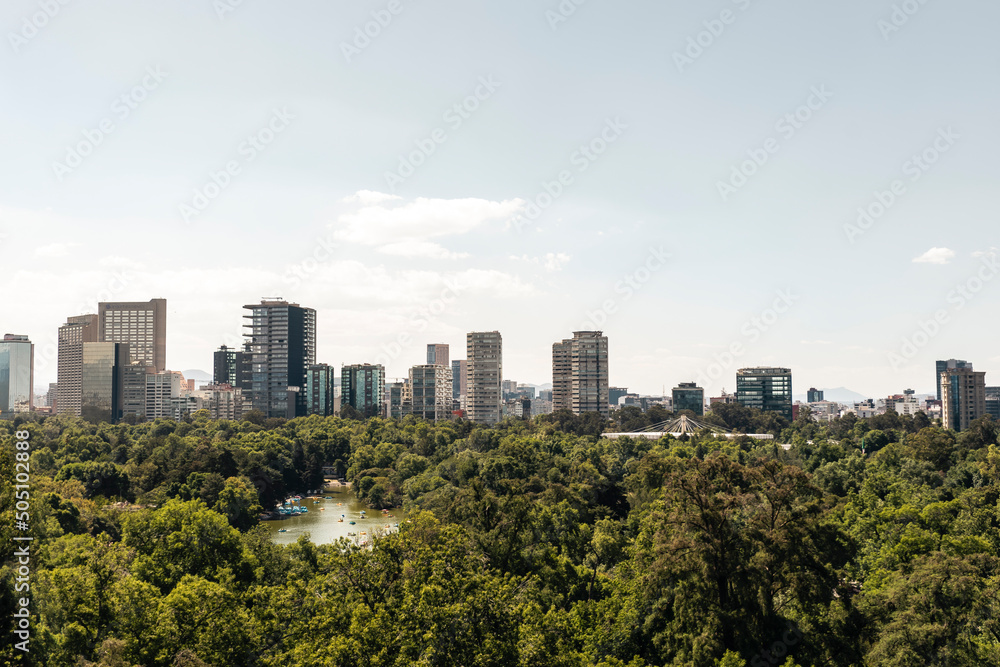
2, 0, 998, 397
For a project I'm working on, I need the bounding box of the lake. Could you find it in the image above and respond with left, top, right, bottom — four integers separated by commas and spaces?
265, 484, 404, 546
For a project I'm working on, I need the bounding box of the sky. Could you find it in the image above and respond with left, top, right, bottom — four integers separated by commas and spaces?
1, 0, 998, 399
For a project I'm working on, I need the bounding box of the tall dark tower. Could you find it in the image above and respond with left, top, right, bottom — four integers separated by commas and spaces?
243, 299, 316, 418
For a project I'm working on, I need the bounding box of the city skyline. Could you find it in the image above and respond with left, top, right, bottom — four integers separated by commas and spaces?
2, 1, 998, 399
13, 295, 1000, 401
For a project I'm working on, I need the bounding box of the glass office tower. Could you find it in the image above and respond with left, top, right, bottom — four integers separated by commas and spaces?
736, 367, 793, 421
672, 382, 705, 416
243, 300, 317, 419
0, 334, 34, 420
80, 342, 128, 423
341, 364, 386, 418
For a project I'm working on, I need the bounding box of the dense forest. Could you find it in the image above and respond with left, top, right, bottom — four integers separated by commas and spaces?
2, 404, 999, 666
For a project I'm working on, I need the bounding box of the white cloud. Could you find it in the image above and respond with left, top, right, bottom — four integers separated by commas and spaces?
378, 241, 469, 260
99, 256, 146, 270
340, 190, 402, 206
972, 247, 998, 258
543, 252, 571, 272
35, 243, 77, 258
333, 194, 525, 245
510, 253, 572, 272
913, 247, 955, 265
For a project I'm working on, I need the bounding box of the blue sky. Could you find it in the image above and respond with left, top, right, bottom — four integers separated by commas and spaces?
1, 0, 998, 398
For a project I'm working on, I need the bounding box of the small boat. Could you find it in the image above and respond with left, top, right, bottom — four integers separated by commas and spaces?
319, 508, 325, 511
349, 521, 356, 525
325, 496, 333, 499
278, 529, 288, 533
338, 518, 343, 522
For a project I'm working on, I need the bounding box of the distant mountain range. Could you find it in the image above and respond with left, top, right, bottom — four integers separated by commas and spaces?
182, 369, 213, 383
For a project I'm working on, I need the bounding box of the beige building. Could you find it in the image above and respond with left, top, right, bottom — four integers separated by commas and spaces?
427, 343, 449, 367
941, 368, 986, 431
466, 331, 502, 424
146, 371, 182, 420
193, 384, 246, 420
57, 314, 99, 416
552, 331, 609, 417
99, 298, 167, 372
409, 364, 453, 421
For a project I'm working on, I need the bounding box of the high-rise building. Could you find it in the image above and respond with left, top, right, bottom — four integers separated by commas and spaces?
46, 383, 58, 412
552, 339, 572, 412
936, 359, 972, 401
736, 367, 793, 421
427, 344, 449, 368
515, 384, 536, 399
213, 344, 252, 390
121, 364, 150, 420
341, 364, 386, 418
941, 368, 986, 431
98, 299, 167, 371
409, 364, 453, 421
807, 388, 824, 403
192, 384, 245, 421
985, 387, 1000, 420
0, 335, 34, 420
609, 387, 629, 408
81, 342, 128, 423
672, 382, 705, 416
501, 379, 519, 399
467, 331, 502, 424
306, 364, 336, 416
552, 331, 609, 417
385, 381, 406, 419
451, 359, 467, 406
145, 371, 182, 420
57, 314, 99, 416
243, 299, 317, 419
